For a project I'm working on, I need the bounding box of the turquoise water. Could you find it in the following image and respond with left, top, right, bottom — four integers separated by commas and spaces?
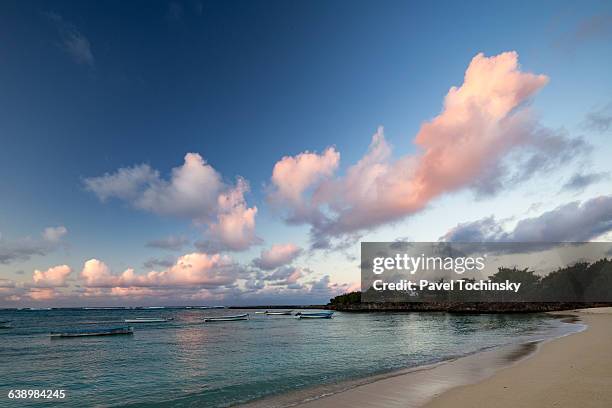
0, 308, 578, 407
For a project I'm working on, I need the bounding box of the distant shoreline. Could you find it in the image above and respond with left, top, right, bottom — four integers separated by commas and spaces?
4, 302, 611, 312
228, 305, 328, 310
0, 305, 328, 311
329, 301, 612, 313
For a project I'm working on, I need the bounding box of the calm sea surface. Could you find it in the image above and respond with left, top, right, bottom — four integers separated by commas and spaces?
0, 308, 579, 407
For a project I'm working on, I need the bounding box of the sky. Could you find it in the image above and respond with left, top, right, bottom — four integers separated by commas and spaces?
1, 0, 612, 307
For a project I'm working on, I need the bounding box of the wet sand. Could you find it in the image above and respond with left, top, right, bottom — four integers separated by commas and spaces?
287, 308, 611, 408
425, 307, 612, 408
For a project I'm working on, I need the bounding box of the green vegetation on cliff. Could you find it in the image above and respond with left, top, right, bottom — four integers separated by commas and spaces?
328, 258, 612, 310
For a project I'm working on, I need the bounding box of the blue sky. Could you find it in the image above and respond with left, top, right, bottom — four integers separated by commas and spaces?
1, 0, 611, 306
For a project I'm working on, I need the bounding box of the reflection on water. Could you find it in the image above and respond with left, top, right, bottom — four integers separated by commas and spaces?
0, 309, 579, 407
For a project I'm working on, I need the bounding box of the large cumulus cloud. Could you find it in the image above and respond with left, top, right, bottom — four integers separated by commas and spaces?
267, 52, 589, 248
84, 153, 260, 251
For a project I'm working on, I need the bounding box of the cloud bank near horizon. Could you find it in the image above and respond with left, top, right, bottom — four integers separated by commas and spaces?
0, 243, 340, 304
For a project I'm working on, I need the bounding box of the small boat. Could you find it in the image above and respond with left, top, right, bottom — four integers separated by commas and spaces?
203, 313, 249, 322
123, 318, 173, 323
85, 307, 125, 310
50, 326, 134, 338
0, 320, 12, 329
265, 310, 293, 315
254, 311, 267, 314
295, 311, 334, 319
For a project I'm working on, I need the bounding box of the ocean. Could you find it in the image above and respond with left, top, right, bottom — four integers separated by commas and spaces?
0, 308, 580, 407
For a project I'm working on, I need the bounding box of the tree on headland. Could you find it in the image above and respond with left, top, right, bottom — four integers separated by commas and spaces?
541, 260, 612, 302
329, 291, 361, 306
328, 258, 612, 306
489, 267, 540, 287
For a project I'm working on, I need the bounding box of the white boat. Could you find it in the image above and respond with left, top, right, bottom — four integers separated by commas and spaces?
123, 318, 173, 323
254, 311, 267, 314
203, 313, 249, 322
295, 311, 334, 319
265, 310, 293, 315
84, 307, 126, 310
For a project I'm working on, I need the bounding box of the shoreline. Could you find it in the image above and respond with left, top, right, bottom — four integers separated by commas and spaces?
241, 343, 546, 408
274, 307, 611, 408
425, 307, 612, 408
238, 312, 583, 408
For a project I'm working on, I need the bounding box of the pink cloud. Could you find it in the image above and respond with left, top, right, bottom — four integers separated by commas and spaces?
0, 285, 20, 303
268, 52, 584, 245
142, 252, 238, 286
0, 279, 16, 288
0, 281, 22, 303
85, 153, 260, 251
28, 288, 59, 301
33, 264, 71, 287
206, 178, 261, 251
252, 243, 303, 270
267, 266, 304, 285
410, 51, 548, 201
4, 294, 21, 302
270, 147, 340, 213
109, 287, 157, 298
81, 259, 117, 287
81, 252, 240, 288
286, 268, 302, 284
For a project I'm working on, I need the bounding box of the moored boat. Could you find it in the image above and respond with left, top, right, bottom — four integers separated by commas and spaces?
123, 318, 173, 323
50, 326, 134, 338
203, 313, 249, 322
0, 320, 12, 328
295, 311, 334, 319
265, 310, 293, 315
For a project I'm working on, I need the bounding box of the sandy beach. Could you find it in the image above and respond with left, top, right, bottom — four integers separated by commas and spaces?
295, 308, 612, 408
